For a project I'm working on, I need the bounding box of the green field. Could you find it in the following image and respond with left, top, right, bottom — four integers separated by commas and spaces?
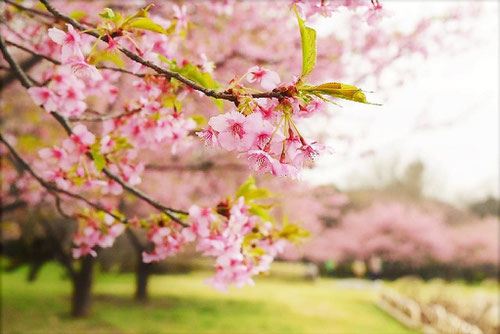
2, 263, 417, 334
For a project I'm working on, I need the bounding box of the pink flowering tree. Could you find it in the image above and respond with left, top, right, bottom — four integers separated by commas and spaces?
0, 0, 479, 316
301, 199, 499, 279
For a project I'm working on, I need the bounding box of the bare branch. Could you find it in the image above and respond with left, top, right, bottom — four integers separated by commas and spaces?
68, 108, 141, 122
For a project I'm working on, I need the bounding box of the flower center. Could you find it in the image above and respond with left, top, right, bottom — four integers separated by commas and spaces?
230, 123, 245, 139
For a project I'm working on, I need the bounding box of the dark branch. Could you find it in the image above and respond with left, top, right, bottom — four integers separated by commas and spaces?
1, 200, 27, 213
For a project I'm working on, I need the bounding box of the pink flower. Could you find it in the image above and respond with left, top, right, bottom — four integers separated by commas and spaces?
48, 24, 83, 62
142, 251, 165, 263
100, 135, 115, 154
365, 1, 389, 25
150, 227, 171, 245
39, 146, 66, 160
197, 126, 219, 148
256, 99, 279, 121
66, 56, 103, 81
72, 246, 97, 259
292, 141, 328, 168
208, 111, 260, 151
72, 124, 96, 146
247, 66, 281, 90
28, 87, 59, 112
189, 205, 216, 238
272, 162, 300, 179
173, 5, 188, 31
246, 150, 278, 174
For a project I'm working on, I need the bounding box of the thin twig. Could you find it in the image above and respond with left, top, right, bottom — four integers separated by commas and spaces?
4, 0, 54, 19
5, 39, 148, 77
69, 108, 141, 122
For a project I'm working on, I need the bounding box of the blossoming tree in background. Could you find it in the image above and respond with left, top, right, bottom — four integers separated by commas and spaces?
1, 0, 480, 316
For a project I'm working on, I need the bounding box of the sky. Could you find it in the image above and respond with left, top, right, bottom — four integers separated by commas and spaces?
302, 1, 499, 206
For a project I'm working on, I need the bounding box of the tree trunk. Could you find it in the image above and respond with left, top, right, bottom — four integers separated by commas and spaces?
71, 255, 94, 317
125, 227, 152, 302
135, 259, 152, 302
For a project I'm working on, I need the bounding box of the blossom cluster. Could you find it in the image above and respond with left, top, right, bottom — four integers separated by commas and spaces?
26, 24, 118, 118
198, 67, 328, 178
72, 210, 125, 258
141, 196, 291, 291
293, 0, 385, 23
35, 123, 143, 195
99, 76, 197, 156
49, 24, 102, 80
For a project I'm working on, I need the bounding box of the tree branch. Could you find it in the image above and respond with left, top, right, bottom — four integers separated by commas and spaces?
0, 34, 188, 226
4, 0, 54, 19
1, 200, 27, 213
146, 161, 247, 172
38, 0, 287, 104
4, 39, 148, 77
0, 132, 126, 223
68, 108, 141, 122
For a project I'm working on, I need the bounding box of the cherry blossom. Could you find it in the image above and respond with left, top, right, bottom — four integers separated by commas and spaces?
246, 65, 281, 90
66, 56, 103, 81
48, 24, 83, 61
27, 87, 59, 112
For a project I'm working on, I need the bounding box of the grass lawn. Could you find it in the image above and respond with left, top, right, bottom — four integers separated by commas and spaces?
2, 263, 417, 334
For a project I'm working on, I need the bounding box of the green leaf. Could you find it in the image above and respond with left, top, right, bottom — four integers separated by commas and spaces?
212, 98, 224, 113
236, 176, 274, 202
300, 82, 380, 105
70, 11, 87, 21
294, 5, 317, 77
160, 58, 223, 110
89, 50, 125, 68
249, 204, 272, 222
180, 64, 220, 90
128, 18, 167, 34
99, 8, 115, 20
18, 135, 43, 153
189, 114, 207, 126
247, 246, 266, 257
115, 137, 134, 150
162, 96, 182, 112
157, 54, 171, 65
279, 216, 310, 243
235, 176, 256, 199
90, 145, 106, 172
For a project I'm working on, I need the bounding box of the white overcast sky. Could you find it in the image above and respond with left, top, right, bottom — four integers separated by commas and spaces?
302, 1, 499, 206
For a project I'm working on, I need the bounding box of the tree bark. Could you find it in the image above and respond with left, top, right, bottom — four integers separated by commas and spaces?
135, 259, 152, 302
125, 228, 152, 302
71, 255, 95, 317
